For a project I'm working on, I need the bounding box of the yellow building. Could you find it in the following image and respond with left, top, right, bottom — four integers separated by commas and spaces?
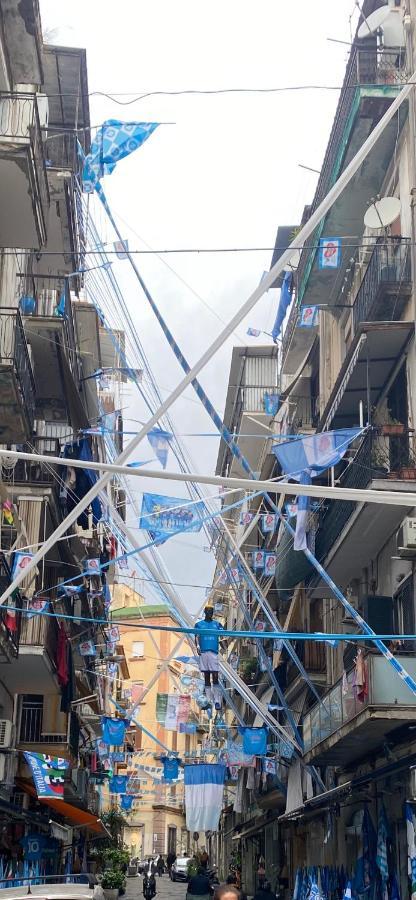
113, 600, 202, 859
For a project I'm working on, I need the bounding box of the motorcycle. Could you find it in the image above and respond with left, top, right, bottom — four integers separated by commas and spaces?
142, 874, 157, 899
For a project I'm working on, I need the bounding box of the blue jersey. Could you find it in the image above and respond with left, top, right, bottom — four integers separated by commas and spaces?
195, 619, 223, 653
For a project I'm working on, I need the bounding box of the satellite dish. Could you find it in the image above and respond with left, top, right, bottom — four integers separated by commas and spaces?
364, 196, 401, 229
357, 5, 390, 38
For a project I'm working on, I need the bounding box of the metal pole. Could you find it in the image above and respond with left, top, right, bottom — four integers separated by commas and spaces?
1, 73, 414, 605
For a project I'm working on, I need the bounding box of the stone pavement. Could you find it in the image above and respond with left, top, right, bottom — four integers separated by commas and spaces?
125, 873, 187, 900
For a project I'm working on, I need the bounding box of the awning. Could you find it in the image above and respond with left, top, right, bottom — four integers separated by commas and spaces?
320, 321, 413, 430
278, 749, 416, 823
233, 810, 279, 841
17, 779, 106, 834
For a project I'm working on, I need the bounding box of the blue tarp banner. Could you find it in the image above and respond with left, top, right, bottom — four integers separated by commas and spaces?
24, 752, 68, 799
139, 492, 204, 539
272, 428, 362, 481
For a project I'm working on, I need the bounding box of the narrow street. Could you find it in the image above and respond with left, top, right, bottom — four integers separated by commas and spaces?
125, 875, 187, 900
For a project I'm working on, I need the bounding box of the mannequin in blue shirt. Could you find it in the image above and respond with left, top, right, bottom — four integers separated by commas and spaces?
195, 605, 223, 710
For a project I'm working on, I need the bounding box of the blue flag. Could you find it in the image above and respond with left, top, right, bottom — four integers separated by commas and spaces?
139, 492, 204, 540
272, 271, 293, 343
147, 428, 173, 469
263, 392, 280, 416
272, 428, 361, 481
247, 327, 261, 337
120, 794, 134, 811
82, 121, 159, 193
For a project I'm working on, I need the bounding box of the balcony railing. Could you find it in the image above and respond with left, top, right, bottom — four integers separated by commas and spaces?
20, 611, 59, 666
13, 437, 61, 485
0, 308, 36, 433
0, 93, 49, 236
235, 384, 280, 417
352, 238, 411, 330
21, 283, 82, 385
0, 554, 22, 658
303, 653, 416, 755
286, 395, 319, 431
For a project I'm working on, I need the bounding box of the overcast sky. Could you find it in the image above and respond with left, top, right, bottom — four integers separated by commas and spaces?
40, 0, 357, 614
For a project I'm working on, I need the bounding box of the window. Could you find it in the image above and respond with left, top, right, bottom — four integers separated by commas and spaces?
168, 826, 177, 855
131, 641, 144, 658
394, 576, 415, 649
19, 695, 43, 743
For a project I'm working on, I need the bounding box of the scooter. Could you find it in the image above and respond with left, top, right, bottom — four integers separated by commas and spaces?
142, 874, 157, 899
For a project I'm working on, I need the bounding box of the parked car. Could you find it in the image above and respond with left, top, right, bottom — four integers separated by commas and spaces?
170, 857, 191, 882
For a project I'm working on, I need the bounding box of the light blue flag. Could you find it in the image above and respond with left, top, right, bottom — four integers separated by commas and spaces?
299, 305, 319, 328
82, 121, 159, 193
272, 271, 293, 342
272, 428, 361, 481
247, 327, 261, 337
147, 428, 173, 469
263, 392, 280, 416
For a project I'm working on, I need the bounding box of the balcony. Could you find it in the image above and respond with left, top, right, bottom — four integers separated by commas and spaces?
0, 554, 22, 660
18, 703, 79, 761
281, 42, 408, 374
12, 437, 61, 486
286, 394, 319, 432
217, 346, 279, 478
303, 653, 416, 767
0, 308, 36, 442
352, 238, 411, 331
0, 93, 49, 248
4, 612, 60, 695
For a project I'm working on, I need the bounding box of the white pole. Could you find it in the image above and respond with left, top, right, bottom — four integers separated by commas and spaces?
2, 73, 414, 606
0, 448, 414, 509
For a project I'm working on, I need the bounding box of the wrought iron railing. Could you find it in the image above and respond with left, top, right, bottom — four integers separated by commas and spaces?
286, 394, 319, 431
281, 43, 407, 368
0, 92, 49, 234
314, 432, 372, 561
13, 437, 60, 485
352, 238, 411, 330
0, 308, 36, 433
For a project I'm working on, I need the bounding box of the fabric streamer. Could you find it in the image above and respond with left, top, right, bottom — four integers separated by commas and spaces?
147, 428, 173, 469
184, 764, 226, 832
82, 120, 159, 192
239, 727, 268, 756
272, 271, 293, 343
139, 492, 205, 539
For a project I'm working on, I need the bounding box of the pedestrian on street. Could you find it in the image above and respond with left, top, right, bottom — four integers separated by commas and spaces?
166, 851, 176, 876
253, 880, 277, 900
186, 865, 212, 900
156, 855, 164, 877
213, 887, 240, 900
214, 876, 246, 900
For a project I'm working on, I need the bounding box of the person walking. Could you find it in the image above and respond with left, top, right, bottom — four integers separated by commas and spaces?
166, 850, 176, 877
253, 880, 277, 900
186, 865, 212, 900
156, 856, 164, 877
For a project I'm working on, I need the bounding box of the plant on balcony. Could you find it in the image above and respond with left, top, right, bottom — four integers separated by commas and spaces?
239, 657, 258, 684
380, 417, 406, 436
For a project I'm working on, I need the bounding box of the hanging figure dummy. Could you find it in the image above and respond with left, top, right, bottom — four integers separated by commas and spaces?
195, 605, 223, 710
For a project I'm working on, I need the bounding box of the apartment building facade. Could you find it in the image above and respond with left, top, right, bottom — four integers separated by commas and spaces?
0, 0, 125, 879
215, 1, 416, 896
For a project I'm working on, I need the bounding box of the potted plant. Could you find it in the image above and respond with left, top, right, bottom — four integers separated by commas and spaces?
239, 657, 258, 685
380, 418, 406, 436
101, 869, 125, 900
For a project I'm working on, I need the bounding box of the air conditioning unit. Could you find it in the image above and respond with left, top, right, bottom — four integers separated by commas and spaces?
398, 518, 416, 557
0, 720, 13, 750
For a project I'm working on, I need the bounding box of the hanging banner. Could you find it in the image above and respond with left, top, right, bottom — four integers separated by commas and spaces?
12, 551, 34, 580
83, 558, 101, 577
240, 511, 254, 526
239, 727, 268, 756
109, 775, 129, 794
177, 695, 191, 725
261, 513, 276, 534
299, 305, 319, 328
139, 492, 204, 539
247, 327, 261, 337
24, 752, 69, 799
162, 757, 181, 782
156, 693, 168, 725
263, 392, 280, 417
165, 695, 179, 730
252, 550, 265, 570
79, 640, 96, 657
264, 553, 277, 577
147, 429, 173, 470
26, 597, 49, 618
262, 757, 277, 776
106, 625, 120, 643
184, 764, 226, 832
114, 239, 129, 259
318, 237, 341, 269
121, 794, 134, 810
